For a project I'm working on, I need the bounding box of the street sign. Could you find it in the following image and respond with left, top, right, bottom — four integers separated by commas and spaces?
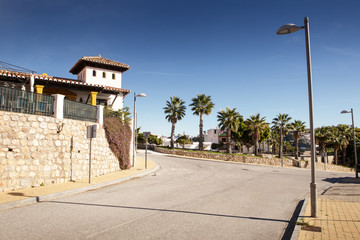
87, 125, 97, 139
143, 131, 151, 140
86, 124, 97, 183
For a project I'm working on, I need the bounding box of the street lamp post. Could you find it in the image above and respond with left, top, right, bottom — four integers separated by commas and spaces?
341, 108, 358, 178
133, 92, 147, 167
277, 17, 317, 217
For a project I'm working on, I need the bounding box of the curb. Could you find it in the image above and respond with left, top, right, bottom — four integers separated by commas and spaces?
290, 197, 309, 240
288, 179, 346, 240
0, 163, 160, 212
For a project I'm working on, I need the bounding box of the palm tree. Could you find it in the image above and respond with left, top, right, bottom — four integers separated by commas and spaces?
272, 113, 292, 158
329, 126, 341, 165
163, 96, 186, 149
270, 126, 279, 155
190, 94, 215, 151
315, 126, 332, 163
217, 107, 241, 154
290, 120, 306, 160
337, 124, 352, 165
245, 113, 268, 156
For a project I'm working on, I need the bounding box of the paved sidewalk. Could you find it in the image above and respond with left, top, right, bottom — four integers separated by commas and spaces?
0, 157, 158, 211
297, 178, 360, 240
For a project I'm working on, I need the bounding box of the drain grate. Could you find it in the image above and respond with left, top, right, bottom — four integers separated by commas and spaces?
301, 226, 322, 232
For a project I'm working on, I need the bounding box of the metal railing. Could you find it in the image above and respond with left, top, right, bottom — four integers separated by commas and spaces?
0, 85, 54, 116
63, 99, 97, 122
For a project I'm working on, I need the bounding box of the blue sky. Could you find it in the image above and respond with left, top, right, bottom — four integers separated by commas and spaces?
1, 0, 360, 136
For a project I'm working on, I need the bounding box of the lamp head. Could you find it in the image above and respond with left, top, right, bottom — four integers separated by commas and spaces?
341, 110, 350, 114
136, 93, 147, 98
276, 24, 304, 35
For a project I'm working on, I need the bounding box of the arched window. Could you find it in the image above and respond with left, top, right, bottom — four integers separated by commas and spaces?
103, 72, 106, 78
112, 73, 116, 80
93, 70, 96, 76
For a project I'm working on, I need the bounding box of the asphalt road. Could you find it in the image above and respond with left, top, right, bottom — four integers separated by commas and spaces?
0, 151, 352, 240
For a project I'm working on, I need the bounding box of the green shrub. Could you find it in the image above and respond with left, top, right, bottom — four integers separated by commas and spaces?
211, 143, 219, 150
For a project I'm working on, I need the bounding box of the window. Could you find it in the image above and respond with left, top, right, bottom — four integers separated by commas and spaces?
112, 73, 116, 80
103, 72, 106, 78
93, 70, 96, 77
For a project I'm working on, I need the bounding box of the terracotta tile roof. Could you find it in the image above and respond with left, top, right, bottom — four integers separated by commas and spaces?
69, 56, 130, 74
0, 70, 131, 95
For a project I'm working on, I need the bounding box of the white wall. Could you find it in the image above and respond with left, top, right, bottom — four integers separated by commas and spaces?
78, 66, 123, 89
71, 90, 124, 111
108, 94, 124, 110
204, 129, 219, 144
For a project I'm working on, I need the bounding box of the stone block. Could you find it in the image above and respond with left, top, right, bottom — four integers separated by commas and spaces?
44, 166, 51, 172
19, 171, 27, 177
20, 179, 30, 186
55, 140, 61, 147
10, 115, 19, 121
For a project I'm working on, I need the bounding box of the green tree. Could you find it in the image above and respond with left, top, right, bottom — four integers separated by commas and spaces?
164, 96, 186, 149
290, 120, 306, 160
337, 124, 352, 165
176, 134, 191, 149
104, 106, 132, 124
329, 126, 341, 165
137, 133, 146, 144
217, 107, 242, 154
270, 126, 279, 155
272, 113, 292, 158
148, 135, 163, 145
245, 114, 269, 156
189, 94, 215, 151
315, 126, 332, 163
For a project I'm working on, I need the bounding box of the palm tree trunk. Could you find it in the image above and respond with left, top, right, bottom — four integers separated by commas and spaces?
272, 142, 276, 155
199, 113, 203, 151
254, 140, 259, 155
279, 127, 283, 158
342, 145, 348, 165
321, 143, 326, 163
295, 136, 299, 160
254, 129, 259, 156
226, 129, 232, 154
170, 122, 175, 149
334, 146, 339, 165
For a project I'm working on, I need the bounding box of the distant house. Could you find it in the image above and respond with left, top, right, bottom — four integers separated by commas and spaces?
204, 128, 220, 144
0, 55, 131, 110
218, 131, 227, 144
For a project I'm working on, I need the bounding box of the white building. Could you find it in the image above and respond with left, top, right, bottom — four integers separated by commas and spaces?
204, 128, 220, 144
69, 55, 130, 110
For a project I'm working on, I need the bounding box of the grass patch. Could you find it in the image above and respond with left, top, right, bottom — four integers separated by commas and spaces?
296, 218, 313, 227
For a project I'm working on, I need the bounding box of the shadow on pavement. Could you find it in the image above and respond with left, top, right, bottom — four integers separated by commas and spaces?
281, 199, 304, 240
321, 177, 353, 184
47, 200, 289, 223
6, 192, 41, 202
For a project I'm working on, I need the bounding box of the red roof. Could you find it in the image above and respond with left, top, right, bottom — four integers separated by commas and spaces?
0, 70, 131, 95
69, 56, 130, 74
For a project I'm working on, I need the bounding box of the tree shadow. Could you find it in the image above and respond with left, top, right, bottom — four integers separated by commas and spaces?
7, 192, 40, 202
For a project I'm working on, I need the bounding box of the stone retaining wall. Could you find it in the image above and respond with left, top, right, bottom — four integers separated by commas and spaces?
155, 147, 354, 173
0, 111, 122, 192
155, 147, 296, 167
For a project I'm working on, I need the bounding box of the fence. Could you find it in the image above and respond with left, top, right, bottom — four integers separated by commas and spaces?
63, 99, 97, 122
0, 85, 54, 116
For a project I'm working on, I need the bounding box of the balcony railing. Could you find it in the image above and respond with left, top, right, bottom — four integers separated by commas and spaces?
63, 99, 97, 122
0, 85, 54, 116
